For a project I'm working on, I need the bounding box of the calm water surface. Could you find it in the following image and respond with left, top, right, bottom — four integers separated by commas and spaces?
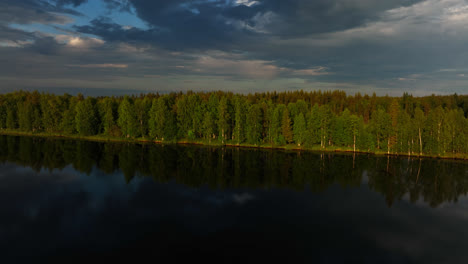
1, 135, 468, 263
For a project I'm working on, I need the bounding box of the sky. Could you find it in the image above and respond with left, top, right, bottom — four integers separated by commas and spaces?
1, 0, 468, 96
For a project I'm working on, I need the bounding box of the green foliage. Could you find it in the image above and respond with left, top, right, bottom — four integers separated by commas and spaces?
332, 108, 353, 147
5, 99, 17, 129
217, 96, 230, 142
75, 98, 97, 136
413, 107, 426, 155
318, 105, 333, 149
370, 107, 392, 150
134, 97, 151, 137
306, 104, 321, 146
118, 96, 138, 138
0, 90, 467, 157
149, 98, 164, 140
17, 101, 33, 132
270, 104, 284, 145
203, 111, 215, 141
61, 98, 77, 134
281, 107, 293, 144
245, 103, 262, 145
0, 102, 6, 129
149, 96, 177, 141
293, 113, 306, 146
99, 97, 117, 136
233, 96, 245, 144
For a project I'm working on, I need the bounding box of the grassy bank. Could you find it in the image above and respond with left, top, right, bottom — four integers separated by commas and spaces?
0, 129, 467, 161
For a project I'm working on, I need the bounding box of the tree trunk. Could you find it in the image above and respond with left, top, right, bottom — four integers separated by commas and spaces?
353, 134, 356, 152
387, 138, 390, 155
419, 127, 422, 156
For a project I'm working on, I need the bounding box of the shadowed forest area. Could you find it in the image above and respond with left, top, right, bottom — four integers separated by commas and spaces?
0, 90, 467, 158
0, 135, 467, 208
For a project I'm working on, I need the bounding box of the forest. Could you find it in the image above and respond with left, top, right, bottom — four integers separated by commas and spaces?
0, 90, 467, 158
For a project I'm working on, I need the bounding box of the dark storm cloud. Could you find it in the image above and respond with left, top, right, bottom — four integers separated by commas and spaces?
70, 0, 442, 84
0, 24, 34, 42
250, 0, 425, 36
0, 0, 84, 23
53, 0, 88, 7
74, 17, 161, 43
75, 0, 426, 49
27, 36, 64, 55
76, 1, 243, 50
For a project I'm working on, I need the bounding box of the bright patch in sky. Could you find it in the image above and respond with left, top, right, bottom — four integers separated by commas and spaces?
235, 0, 259, 7
71, 0, 148, 29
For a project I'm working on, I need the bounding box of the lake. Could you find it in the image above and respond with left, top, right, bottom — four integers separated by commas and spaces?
1, 135, 468, 263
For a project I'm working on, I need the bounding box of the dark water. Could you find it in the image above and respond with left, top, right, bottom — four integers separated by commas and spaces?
1, 135, 468, 263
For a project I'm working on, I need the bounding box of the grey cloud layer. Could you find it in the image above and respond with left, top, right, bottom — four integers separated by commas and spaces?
1, 0, 468, 95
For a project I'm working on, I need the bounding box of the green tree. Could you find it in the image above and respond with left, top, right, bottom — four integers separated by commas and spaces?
134, 97, 151, 138
0, 100, 6, 129
41, 95, 62, 132
318, 105, 332, 149
118, 96, 138, 138
396, 111, 412, 154
370, 107, 392, 152
61, 97, 77, 134
233, 96, 246, 144
444, 108, 466, 154
270, 104, 285, 145
245, 103, 262, 145
149, 98, 165, 140
349, 114, 361, 152
332, 108, 353, 147
6, 100, 17, 129
75, 98, 97, 136
203, 111, 215, 142
149, 96, 177, 141
424, 106, 445, 154
388, 98, 400, 153
99, 97, 117, 136
293, 113, 306, 146
306, 104, 321, 146
217, 96, 230, 143
413, 107, 426, 155
17, 101, 33, 132
281, 107, 293, 144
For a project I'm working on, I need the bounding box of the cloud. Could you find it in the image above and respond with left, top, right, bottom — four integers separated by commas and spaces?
0, 0, 82, 25
53, 0, 88, 7
292, 67, 330, 76
66, 63, 128, 68
2, 0, 468, 95
54, 35, 105, 48
193, 53, 280, 79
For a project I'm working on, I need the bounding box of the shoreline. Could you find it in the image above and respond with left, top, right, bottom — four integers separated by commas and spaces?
0, 130, 467, 161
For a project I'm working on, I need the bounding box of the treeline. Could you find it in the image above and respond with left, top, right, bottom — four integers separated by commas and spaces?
0, 90, 467, 157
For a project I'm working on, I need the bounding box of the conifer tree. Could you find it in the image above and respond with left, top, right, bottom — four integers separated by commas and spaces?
281, 107, 293, 144
246, 103, 262, 145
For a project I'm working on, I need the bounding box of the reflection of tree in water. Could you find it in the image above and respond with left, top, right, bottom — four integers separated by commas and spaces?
367, 157, 468, 207
0, 135, 467, 207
